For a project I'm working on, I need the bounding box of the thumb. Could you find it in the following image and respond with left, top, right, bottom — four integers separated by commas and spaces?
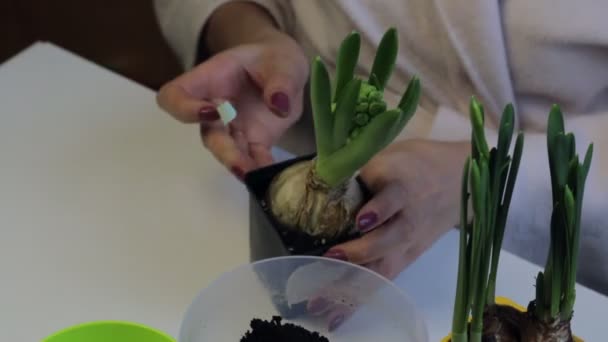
157, 82, 220, 123
355, 182, 405, 233
256, 58, 308, 118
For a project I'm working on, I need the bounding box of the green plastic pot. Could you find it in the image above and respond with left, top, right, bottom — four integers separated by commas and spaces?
43, 321, 175, 342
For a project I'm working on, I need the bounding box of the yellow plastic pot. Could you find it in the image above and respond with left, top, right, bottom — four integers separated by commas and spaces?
441, 297, 583, 342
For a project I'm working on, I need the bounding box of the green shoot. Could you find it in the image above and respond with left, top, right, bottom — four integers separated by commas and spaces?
333, 31, 361, 103
332, 78, 361, 150
451, 97, 524, 342
310, 28, 421, 187
310, 57, 333, 159
534, 105, 594, 322
452, 157, 471, 342
393, 76, 421, 137
369, 28, 398, 90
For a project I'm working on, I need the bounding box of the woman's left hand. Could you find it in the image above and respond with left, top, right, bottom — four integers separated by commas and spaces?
325, 139, 471, 279
305, 139, 471, 332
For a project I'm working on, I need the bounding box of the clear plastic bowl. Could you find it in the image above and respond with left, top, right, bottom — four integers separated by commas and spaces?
179, 256, 428, 342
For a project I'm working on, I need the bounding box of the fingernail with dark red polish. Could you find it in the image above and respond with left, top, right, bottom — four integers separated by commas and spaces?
230, 166, 245, 180
324, 249, 348, 261
358, 212, 378, 233
271, 92, 290, 114
199, 106, 219, 121
329, 314, 345, 332
307, 297, 329, 315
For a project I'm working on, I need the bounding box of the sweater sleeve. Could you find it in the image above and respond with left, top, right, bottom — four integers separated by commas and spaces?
153, 0, 294, 69
429, 106, 608, 294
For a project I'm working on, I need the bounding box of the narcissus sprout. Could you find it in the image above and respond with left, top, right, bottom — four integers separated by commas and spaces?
451, 98, 524, 342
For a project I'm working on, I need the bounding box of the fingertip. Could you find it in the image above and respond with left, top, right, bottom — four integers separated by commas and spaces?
230, 165, 246, 181
355, 198, 383, 234
262, 89, 291, 118
326, 239, 369, 265
199, 106, 220, 121
327, 306, 354, 332
270, 91, 290, 117
327, 222, 390, 265
323, 249, 348, 262
328, 314, 346, 332
306, 296, 330, 316
199, 97, 230, 121
249, 143, 274, 168
199, 123, 255, 179
356, 183, 404, 233
227, 157, 256, 182
158, 84, 215, 123
356, 211, 379, 233
262, 74, 295, 118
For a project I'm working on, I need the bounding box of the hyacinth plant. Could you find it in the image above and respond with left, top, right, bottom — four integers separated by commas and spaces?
523, 105, 593, 341
450, 97, 524, 342
267, 28, 421, 240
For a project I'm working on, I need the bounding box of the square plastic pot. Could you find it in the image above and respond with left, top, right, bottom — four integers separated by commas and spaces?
244, 153, 370, 262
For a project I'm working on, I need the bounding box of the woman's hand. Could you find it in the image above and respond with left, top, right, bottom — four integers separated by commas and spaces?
156, 2, 309, 178
325, 139, 471, 279
307, 139, 470, 332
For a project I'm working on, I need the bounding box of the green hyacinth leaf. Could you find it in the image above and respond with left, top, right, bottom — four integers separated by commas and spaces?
369, 73, 381, 89
332, 78, 361, 150
369, 28, 398, 90
393, 76, 421, 137
333, 31, 361, 103
310, 56, 334, 159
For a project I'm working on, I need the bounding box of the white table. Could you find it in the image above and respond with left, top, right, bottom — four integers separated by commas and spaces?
1, 43, 605, 342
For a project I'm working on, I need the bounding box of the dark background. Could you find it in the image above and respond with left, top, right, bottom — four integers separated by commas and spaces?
1, 0, 184, 90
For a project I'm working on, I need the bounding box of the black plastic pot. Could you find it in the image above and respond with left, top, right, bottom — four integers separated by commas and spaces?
244, 153, 371, 318
244, 153, 371, 261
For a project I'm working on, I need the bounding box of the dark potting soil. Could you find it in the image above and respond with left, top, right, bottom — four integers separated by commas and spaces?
240, 316, 329, 342
481, 304, 523, 341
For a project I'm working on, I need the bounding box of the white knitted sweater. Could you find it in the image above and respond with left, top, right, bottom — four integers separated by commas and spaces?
154, 0, 608, 295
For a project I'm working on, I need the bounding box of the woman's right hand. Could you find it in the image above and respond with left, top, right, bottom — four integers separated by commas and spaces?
156, 14, 309, 179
